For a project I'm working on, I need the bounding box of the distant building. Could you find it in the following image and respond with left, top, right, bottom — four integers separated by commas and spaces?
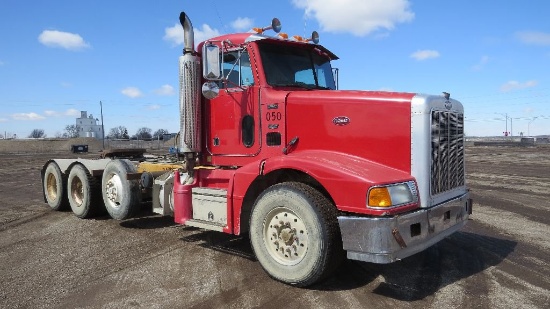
77, 111, 103, 139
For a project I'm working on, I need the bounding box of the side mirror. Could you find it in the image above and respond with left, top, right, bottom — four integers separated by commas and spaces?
202, 43, 222, 80
202, 81, 220, 99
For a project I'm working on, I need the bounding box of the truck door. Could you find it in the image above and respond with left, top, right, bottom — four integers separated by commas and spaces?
205, 50, 261, 157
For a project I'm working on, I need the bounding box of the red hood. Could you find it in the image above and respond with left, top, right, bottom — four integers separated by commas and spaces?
285, 90, 415, 172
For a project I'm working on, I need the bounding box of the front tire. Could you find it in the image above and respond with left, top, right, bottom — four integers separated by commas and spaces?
43, 162, 69, 211
250, 182, 344, 287
101, 159, 140, 220
67, 164, 101, 218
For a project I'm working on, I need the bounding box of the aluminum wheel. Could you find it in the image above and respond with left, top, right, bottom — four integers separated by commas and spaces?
104, 172, 124, 209
264, 207, 309, 266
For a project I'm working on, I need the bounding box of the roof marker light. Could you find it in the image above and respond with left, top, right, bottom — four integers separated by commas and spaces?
277, 32, 289, 39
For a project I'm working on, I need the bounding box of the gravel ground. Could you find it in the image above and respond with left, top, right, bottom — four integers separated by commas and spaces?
0, 146, 549, 308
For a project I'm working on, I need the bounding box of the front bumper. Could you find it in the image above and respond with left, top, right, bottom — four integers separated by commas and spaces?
338, 193, 472, 263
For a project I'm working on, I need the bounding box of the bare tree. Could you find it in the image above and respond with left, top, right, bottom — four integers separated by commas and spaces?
153, 129, 169, 140
28, 129, 46, 138
64, 124, 79, 138
107, 126, 129, 139
134, 127, 152, 140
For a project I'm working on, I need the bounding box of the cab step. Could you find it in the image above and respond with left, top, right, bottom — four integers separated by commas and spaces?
184, 219, 226, 232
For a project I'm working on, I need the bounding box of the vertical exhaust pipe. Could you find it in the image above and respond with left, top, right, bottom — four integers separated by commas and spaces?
179, 12, 195, 54
178, 12, 201, 163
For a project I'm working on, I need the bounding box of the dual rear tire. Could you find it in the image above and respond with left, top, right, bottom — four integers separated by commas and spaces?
43, 160, 140, 220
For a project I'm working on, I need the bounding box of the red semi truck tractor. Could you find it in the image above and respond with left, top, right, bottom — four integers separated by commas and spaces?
41, 11, 472, 286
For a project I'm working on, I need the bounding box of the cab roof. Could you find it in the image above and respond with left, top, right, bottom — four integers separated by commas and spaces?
196, 33, 339, 60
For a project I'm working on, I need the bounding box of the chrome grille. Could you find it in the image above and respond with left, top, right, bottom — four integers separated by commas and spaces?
431, 111, 465, 195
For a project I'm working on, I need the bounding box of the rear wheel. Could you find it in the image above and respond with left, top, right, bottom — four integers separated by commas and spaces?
67, 164, 101, 218
249, 182, 344, 287
101, 159, 140, 220
43, 162, 69, 211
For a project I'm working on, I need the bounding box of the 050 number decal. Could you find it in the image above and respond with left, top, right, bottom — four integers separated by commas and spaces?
266, 111, 282, 121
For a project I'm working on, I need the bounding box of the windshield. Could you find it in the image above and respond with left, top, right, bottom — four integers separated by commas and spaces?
259, 42, 336, 90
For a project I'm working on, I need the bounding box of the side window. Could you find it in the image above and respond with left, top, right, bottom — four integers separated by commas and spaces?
222, 51, 254, 88
241, 115, 254, 147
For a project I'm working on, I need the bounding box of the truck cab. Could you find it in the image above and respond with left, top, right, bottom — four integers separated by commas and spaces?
171, 12, 471, 286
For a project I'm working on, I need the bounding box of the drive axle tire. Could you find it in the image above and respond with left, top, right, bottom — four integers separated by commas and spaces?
67, 164, 101, 218
101, 159, 140, 220
249, 182, 344, 287
43, 162, 69, 211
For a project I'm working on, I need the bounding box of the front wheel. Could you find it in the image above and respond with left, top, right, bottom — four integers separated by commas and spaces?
249, 182, 344, 287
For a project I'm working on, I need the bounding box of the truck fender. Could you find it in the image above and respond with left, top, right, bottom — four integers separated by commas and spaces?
257, 150, 414, 214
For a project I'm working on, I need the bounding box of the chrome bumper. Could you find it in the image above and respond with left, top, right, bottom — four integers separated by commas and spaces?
338, 193, 472, 264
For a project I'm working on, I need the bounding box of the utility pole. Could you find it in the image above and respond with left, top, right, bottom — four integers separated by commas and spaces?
495, 112, 509, 136
100, 101, 105, 149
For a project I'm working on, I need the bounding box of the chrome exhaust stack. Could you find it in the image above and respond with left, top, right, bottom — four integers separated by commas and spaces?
178, 13, 201, 154
178, 12, 201, 182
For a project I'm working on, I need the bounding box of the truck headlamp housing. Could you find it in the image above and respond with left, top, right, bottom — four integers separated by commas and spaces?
367, 181, 418, 208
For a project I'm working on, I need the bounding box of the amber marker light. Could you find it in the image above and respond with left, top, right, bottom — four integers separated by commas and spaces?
368, 187, 392, 207
278, 32, 289, 39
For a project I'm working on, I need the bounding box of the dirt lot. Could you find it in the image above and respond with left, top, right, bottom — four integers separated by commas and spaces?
0, 146, 549, 308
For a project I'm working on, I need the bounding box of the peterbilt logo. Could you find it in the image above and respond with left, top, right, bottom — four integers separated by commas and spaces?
332, 116, 350, 126
444, 100, 452, 110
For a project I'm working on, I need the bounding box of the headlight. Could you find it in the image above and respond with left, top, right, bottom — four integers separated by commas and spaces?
367, 181, 418, 208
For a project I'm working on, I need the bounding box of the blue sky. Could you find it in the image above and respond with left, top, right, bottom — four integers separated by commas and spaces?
1, 0, 549, 138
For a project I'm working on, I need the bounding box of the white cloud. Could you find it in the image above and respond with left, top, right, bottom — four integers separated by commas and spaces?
65, 108, 80, 117
472, 55, 490, 71
292, 0, 414, 36
43, 109, 80, 117
194, 24, 221, 45
154, 84, 175, 96
500, 80, 538, 92
410, 49, 440, 61
515, 31, 550, 46
231, 17, 253, 31
147, 104, 161, 110
164, 23, 220, 48
11, 113, 45, 121
38, 30, 90, 50
121, 87, 143, 98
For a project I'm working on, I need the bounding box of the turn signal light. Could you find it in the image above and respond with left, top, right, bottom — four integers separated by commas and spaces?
368, 187, 392, 207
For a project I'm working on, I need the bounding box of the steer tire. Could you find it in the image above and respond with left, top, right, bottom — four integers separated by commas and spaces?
43, 162, 69, 211
249, 182, 344, 287
101, 159, 140, 220
67, 164, 101, 219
